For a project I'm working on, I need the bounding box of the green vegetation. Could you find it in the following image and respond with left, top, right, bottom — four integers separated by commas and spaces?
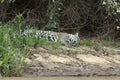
45, 0, 62, 30
80, 39, 120, 48
0, 23, 23, 76
0, 22, 62, 76
101, 40, 120, 48
80, 40, 94, 46
0, 0, 120, 38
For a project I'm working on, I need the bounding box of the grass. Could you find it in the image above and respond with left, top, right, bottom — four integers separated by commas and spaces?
0, 23, 62, 77
0, 23, 24, 76
80, 39, 120, 48
80, 39, 94, 46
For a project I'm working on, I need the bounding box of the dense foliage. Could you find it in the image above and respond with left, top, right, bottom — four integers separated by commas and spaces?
0, 0, 120, 39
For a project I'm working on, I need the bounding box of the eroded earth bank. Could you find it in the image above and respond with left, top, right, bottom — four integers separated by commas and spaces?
24, 46, 120, 77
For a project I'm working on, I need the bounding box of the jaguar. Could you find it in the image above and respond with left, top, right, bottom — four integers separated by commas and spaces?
22, 29, 80, 46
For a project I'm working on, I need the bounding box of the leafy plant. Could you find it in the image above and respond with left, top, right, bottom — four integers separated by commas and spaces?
45, 0, 62, 30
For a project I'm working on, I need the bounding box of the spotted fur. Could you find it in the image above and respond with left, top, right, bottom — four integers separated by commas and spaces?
22, 29, 80, 46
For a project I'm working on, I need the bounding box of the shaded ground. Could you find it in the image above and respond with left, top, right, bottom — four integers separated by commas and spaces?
24, 45, 120, 77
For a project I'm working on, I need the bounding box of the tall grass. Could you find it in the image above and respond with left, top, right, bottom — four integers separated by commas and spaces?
0, 23, 36, 76
0, 22, 62, 76
0, 23, 23, 76
0, 22, 38, 76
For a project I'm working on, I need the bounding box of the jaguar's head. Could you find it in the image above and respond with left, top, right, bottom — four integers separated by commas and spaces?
67, 32, 80, 46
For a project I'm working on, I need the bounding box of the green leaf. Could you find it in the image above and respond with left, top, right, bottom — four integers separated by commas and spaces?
0, 49, 17, 67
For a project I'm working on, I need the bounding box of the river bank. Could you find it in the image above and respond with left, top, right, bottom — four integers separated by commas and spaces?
23, 45, 120, 77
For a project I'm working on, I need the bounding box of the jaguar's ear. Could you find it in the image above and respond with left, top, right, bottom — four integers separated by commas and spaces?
75, 33, 79, 37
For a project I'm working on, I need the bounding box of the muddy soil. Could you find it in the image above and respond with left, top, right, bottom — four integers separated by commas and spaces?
24, 46, 120, 77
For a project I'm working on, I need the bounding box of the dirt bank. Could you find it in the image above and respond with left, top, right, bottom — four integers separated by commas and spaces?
24, 46, 120, 77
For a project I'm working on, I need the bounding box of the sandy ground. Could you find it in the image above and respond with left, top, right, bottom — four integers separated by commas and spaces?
24, 46, 120, 77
